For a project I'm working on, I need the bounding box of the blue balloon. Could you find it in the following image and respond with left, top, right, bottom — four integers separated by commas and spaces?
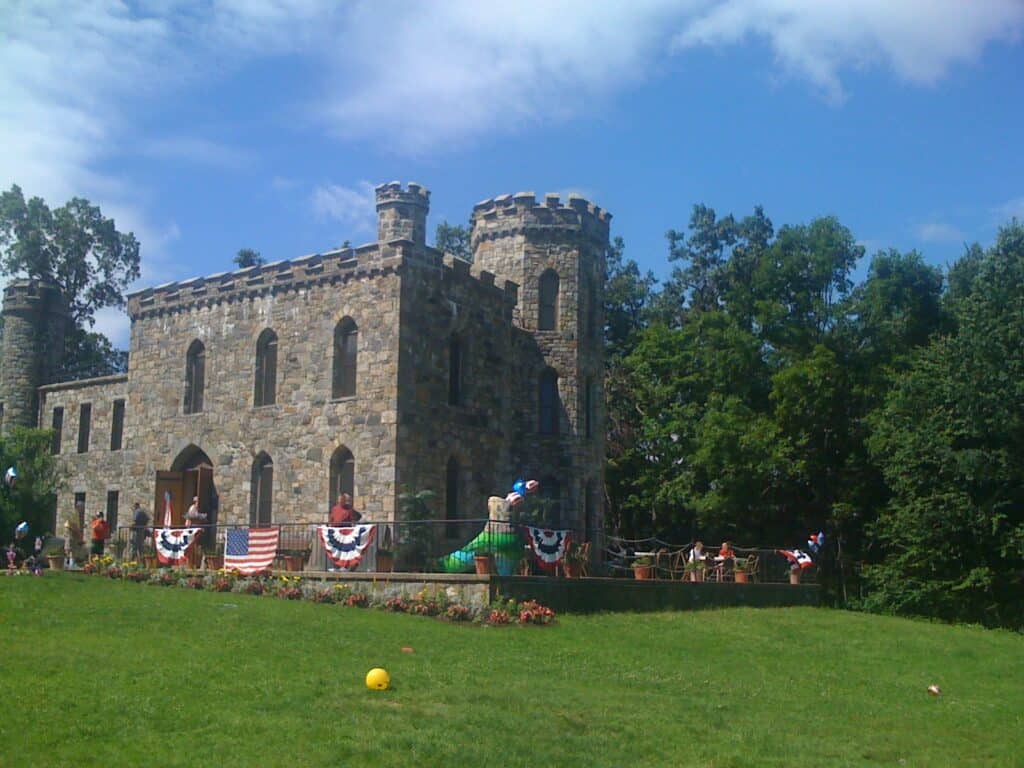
512, 479, 526, 495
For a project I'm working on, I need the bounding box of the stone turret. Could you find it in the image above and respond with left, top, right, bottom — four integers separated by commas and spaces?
376, 181, 430, 248
0, 277, 68, 433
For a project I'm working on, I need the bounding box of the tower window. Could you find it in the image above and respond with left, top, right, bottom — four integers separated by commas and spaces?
77, 403, 91, 453
539, 368, 559, 435
110, 399, 124, 451
106, 490, 119, 534
332, 318, 358, 398
184, 340, 205, 414
538, 270, 559, 331
250, 453, 274, 526
329, 446, 355, 507
254, 329, 278, 407
51, 407, 63, 454
448, 335, 463, 406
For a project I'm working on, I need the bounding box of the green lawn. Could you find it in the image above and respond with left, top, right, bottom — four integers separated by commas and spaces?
1, 575, 1022, 767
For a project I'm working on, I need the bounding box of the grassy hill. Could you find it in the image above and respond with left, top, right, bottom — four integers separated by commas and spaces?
1, 575, 1021, 767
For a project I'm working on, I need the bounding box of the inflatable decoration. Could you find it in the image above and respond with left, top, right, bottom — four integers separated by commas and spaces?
15, 521, 29, 539
525, 479, 539, 493
512, 479, 527, 496
440, 495, 523, 575
366, 668, 390, 691
4, 466, 17, 487
155, 527, 201, 566
505, 491, 523, 506
806, 531, 825, 554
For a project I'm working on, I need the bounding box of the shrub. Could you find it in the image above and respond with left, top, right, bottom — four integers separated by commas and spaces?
444, 604, 472, 622
517, 600, 555, 625
345, 592, 369, 608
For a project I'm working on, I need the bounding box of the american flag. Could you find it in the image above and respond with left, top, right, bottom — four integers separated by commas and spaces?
224, 528, 279, 574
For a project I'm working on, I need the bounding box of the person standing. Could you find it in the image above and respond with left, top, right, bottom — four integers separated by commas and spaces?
130, 502, 150, 560
90, 512, 109, 557
329, 493, 360, 525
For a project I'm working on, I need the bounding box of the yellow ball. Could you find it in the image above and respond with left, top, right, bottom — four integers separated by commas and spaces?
366, 667, 390, 691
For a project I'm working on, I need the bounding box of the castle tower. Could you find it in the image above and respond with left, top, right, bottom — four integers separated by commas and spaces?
375, 181, 430, 248
0, 277, 68, 434
470, 192, 611, 539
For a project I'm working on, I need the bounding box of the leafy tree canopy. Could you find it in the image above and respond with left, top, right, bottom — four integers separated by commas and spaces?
234, 248, 264, 269
434, 220, 472, 262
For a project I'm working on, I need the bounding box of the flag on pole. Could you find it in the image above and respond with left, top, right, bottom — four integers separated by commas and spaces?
155, 527, 201, 565
224, 528, 279, 574
163, 490, 173, 528
318, 524, 375, 570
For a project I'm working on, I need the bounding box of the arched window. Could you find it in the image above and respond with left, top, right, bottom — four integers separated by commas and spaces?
538, 367, 559, 435
184, 340, 205, 414
329, 446, 355, 507
250, 452, 273, 526
332, 318, 358, 398
448, 334, 463, 406
254, 329, 278, 407
445, 456, 460, 538
538, 269, 559, 330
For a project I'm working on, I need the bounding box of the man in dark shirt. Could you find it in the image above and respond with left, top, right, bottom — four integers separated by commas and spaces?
130, 502, 150, 560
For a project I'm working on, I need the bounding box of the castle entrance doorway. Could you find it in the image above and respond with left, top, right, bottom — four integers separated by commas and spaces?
155, 446, 218, 564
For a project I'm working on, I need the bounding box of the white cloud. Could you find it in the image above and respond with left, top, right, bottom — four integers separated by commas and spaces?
673, 0, 1024, 101
142, 137, 253, 170
310, 181, 377, 234
916, 221, 963, 244
994, 196, 1024, 223
92, 306, 131, 350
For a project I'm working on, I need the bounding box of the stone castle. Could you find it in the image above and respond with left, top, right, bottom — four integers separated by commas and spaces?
0, 182, 609, 543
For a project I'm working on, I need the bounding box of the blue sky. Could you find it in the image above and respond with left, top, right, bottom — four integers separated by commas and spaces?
2, 1, 1023, 348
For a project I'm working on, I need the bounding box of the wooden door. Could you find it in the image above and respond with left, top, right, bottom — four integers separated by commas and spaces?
154, 471, 184, 527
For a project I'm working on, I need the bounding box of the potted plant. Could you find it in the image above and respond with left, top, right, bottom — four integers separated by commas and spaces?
684, 558, 706, 583
633, 555, 655, 580
45, 545, 65, 571
733, 557, 749, 583
474, 551, 494, 575
375, 526, 395, 573
789, 566, 802, 585
142, 539, 159, 569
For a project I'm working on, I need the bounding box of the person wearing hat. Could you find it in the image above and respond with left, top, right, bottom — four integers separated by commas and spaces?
90, 512, 109, 556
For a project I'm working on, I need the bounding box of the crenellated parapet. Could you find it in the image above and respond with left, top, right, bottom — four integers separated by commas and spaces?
126, 244, 405, 320
376, 181, 430, 248
470, 192, 611, 250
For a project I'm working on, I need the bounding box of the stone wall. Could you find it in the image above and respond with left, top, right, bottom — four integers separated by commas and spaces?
0, 278, 68, 434
394, 253, 518, 542
38, 375, 129, 531
121, 251, 403, 525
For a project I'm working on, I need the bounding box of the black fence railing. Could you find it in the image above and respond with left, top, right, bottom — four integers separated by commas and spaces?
105, 522, 812, 583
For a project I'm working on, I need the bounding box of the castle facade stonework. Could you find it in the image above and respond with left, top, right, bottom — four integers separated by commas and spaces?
0, 183, 608, 542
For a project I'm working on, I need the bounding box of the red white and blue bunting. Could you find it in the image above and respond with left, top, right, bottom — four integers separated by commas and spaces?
778, 549, 814, 570
524, 526, 572, 571
154, 527, 201, 566
318, 524, 376, 570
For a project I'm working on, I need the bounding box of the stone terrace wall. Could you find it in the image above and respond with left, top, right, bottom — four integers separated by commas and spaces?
38, 375, 129, 531
124, 247, 404, 524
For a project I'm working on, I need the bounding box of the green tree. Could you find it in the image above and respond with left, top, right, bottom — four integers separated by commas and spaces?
434, 221, 472, 262
0, 185, 140, 378
234, 248, 264, 269
0, 427, 64, 550
864, 221, 1024, 628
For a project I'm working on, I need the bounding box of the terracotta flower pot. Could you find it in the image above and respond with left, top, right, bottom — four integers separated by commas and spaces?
47, 555, 65, 571
734, 570, 748, 584
376, 552, 394, 573
143, 554, 159, 569
284, 554, 305, 572
563, 562, 582, 579
204, 555, 224, 571
789, 570, 802, 585
474, 554, 494, 576
633, 564, 654, 580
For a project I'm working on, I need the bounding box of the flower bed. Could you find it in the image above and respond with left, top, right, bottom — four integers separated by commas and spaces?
68, 563, 556, 627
